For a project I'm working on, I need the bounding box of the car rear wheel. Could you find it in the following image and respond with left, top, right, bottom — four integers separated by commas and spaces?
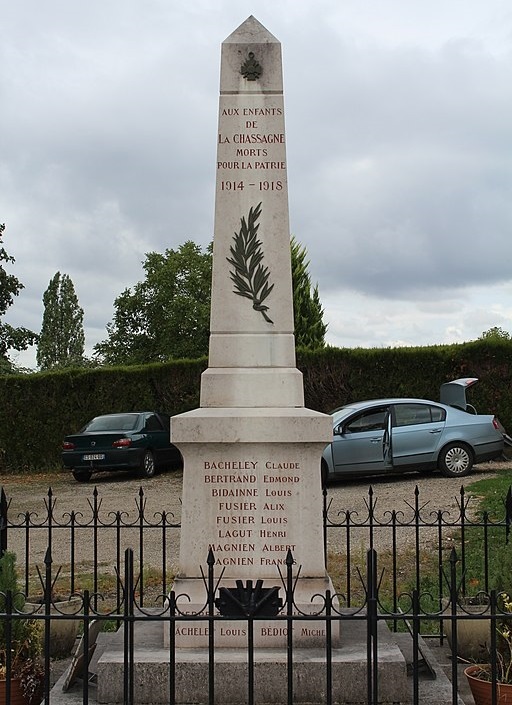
140, 450, 155, 478
72, 470, 92, 482
321, 460, 329, 488
438, 443, 473, 477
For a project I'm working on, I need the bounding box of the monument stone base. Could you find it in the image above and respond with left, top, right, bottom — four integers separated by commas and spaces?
97, 614, 410, 704
168, 576, 340, 649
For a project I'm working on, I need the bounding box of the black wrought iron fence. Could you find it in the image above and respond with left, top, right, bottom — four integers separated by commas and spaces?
324, 483, 512, 610
2, 483, 511, 611
1, 482, 512, 704
0, 486, 181, 608
1, 545, 510, 705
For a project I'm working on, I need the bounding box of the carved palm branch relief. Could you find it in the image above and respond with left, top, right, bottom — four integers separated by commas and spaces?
227, 202, 274, 324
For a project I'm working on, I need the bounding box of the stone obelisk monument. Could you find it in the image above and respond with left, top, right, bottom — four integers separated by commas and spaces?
171, 15, 333, 647
97, 17, 411, 705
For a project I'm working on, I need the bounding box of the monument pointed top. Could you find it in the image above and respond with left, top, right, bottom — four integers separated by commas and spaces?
223, 16, 279, 44
220, 16, 282, 92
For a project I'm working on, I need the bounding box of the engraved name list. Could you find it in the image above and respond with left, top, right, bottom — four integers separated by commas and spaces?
204, 459, 301, 567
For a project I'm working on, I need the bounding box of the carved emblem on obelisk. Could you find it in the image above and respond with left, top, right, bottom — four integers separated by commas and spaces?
241, 52, 262, 81
227, 202, 274, 323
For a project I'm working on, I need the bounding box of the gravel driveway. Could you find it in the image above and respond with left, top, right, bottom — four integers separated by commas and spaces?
1, 460, 509, 576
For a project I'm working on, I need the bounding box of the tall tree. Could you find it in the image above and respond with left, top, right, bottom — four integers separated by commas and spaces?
94, 241, 213, 365
478, 326, 511, 341
94, 238, 327, 365
290, 236, 327, 349
37, 272, 85, 370
0, 223, 38, 373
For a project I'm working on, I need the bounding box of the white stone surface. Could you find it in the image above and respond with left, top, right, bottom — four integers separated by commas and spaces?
170, 17, 333, 651
176, 440, 326, 578
171, 407, 332, 444
97, 618, 411, 705
208, 332, 296, 368
201, 368, 304, 408
200, 16, 298, 409
210, 89, 292, 337
169, 576, 339, 649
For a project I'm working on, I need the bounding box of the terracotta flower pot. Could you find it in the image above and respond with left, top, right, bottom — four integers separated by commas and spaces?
465, 664, 512, 705
0, 678, 26, 705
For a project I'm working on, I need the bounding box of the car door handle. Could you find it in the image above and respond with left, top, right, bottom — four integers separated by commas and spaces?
429, 429, 442, 434
370, 437, 381, 443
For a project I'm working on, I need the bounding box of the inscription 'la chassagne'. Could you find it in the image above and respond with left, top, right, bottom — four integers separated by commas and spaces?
217, 105, 286, 187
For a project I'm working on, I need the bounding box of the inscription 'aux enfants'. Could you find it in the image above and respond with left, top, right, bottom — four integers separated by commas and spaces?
217, 103, 286, 191
204, 460, 301, 567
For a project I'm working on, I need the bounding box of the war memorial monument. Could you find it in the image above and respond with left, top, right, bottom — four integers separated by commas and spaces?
170, 14, 335, 648
97, 17, 411, 704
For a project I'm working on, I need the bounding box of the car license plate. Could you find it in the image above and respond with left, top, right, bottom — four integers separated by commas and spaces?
82, 453, 105, 461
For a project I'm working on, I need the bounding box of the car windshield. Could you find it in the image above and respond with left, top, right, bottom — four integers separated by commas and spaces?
84, 414, 139, 432
331, 406, 358, 424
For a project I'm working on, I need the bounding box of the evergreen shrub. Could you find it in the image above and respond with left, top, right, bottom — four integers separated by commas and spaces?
1, 341, 511, 472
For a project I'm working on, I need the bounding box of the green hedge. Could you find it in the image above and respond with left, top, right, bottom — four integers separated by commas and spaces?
298, 341, 512, 418
0, 359, 206, 472
1, 341, 511, 472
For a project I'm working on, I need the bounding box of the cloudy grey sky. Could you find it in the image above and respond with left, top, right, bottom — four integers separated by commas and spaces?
3, 0, 512, 369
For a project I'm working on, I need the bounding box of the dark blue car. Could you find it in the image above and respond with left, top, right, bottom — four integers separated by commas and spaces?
62, 412, 182, 482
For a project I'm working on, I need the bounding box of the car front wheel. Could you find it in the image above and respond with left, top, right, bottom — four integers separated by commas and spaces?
72, 469, 92, 482
438, 443, 473, 477
140, 450, 156, 478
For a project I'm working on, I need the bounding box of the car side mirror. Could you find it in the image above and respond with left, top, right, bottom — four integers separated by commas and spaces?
333, 424, 343, 436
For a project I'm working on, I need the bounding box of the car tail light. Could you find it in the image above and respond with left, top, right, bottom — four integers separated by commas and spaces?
493, 416, 504, 431
62, 441, 75, 450
112, 438, 131, 448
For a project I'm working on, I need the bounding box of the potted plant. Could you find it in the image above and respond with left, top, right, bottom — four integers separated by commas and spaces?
23, 547, 82, 659
465, 592, 512, 705
0, 551, 44, 705
446, 538, 512, 662
444, 592, 492, 662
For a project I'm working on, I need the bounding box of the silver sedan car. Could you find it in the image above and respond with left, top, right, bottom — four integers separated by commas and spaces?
322, 379, 504, 480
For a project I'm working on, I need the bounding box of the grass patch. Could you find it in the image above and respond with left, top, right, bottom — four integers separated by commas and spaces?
466, 469, 512, 519
326, 470, 512, 623
327, 546, 440, 607
449, 471, 512, 598
25, 563, 171, 614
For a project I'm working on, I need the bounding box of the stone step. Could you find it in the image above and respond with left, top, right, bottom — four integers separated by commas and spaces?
51, 617, 472, 705
94, 618, 408, 704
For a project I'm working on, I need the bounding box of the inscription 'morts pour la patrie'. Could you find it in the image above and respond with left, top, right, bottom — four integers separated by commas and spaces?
217, 109, 286, 172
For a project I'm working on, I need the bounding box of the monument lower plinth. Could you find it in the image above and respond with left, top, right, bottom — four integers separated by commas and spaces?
172, 409, 331, 578
169, 406, 336, 649
98, 628, 410, 705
